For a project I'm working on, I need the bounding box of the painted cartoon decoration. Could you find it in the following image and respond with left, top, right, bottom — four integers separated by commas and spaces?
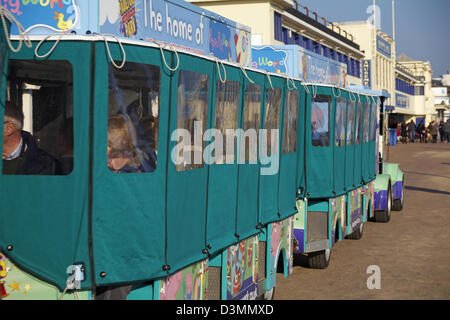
54, 10, 73, 30
226, 236, 258, 300
269, 217, 294, 287
159, 259, 208, 300
209, 19, 231, 61
5, 0, 78, 34
234, 30, 249, 65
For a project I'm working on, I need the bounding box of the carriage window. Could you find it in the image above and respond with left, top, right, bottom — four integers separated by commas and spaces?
335, 98, 347, 147
370, 102, 377, 141
355, 102, 362, 145
241, 84, 261, 163
175, 70, 209, 171
363, 102, 370, 143
282, 90, 298, 154
311, 95, 330, 147
108, 62, 159, 173
214, 80, 240, 164
263, 88, 282, 156
347, 101, 355, 146
3, 60, 73, 175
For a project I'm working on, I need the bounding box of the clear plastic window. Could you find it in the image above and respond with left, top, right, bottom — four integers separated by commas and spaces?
363, 102, 370, 143
282, 90, 299, 154
108, 62, 159, 173
335, 98, 347, 147
311, 95, 330, 147
3, 60, 73, 175
355, 102, 362, 145
347, 101, 355, 146
263, 88, 282, 155
175, 70, 209, 171
241, 84, 261, 163
213, 80, 240, 164
370, 102, 377, 141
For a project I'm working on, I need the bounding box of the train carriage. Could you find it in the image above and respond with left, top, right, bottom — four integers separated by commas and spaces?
0, 1, 404, 300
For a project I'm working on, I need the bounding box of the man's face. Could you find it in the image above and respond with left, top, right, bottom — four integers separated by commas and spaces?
2, 118, 17, 159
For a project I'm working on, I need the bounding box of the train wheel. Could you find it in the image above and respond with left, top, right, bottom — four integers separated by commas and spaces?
374, 183, 391, 222
308, 248, 331, 269
347, 220, 364, 240
392, 177, 404, 211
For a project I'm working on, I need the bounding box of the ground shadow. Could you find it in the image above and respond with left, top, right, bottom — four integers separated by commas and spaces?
404, 171, 450, 179
293, 253, 310, 268
405, 185, 450, 195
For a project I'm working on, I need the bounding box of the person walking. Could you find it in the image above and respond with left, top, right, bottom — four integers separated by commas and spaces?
428, 121, 437, 144
417, 121, 425, 143
444, 119, 450, 143
439, 121, 445, 143
407, 120, 416, 143
401, 121, 407, 144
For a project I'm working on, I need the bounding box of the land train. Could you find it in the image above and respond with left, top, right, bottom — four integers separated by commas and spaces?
0, 11, 403, 300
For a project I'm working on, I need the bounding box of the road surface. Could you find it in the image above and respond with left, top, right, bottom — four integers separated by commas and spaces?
275, 142, 450, 299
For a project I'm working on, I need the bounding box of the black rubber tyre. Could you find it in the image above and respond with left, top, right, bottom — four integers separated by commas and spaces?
308, 248, 331, 269
347, 219, 364, 240
374, 183, 392, 223
392, 177, 404, 211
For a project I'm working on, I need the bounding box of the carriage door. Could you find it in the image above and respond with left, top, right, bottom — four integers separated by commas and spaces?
353, 98, 363, 188
259, 76, 284, 225
235, 72, 265, 241
0, 43, 92, 290
334, 96, 348, 195
166, 54, 213, 272
278, 88, 301, 219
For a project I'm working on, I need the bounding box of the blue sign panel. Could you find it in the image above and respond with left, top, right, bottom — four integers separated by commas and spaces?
251, 46, 287, 74
298, 47, 345, 86
396, 93, 409, 109
361, 60, 371, 89
377, 36, 391, 57
99, 0, 251, 65
252, 45, 347, 88
4, 0, 78, 34
6, 0, 252, 66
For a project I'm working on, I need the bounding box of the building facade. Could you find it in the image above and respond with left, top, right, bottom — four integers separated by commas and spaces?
188, 0, 364, 86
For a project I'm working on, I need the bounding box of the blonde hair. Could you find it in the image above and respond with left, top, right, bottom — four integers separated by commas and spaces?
108, 114, 140, 167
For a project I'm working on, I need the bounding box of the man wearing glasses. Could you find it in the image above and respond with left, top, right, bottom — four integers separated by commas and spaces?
2, 102, 57, 175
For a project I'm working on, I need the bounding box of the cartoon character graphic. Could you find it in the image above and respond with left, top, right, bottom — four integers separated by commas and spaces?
271, 223, 281, 258
234, 30, 249, 65
54, 11, 73, 30
0, 257, 7, 298
227, 243, 245, 296
160, 271, 182, 300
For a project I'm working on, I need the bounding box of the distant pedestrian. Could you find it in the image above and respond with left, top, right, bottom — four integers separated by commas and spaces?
438, 121, 445, 143
428, 121, 437, 144
417, 121, 426, 143
407, 120, 416, 143
444, 119, 450, 143
401, 121, 407, 144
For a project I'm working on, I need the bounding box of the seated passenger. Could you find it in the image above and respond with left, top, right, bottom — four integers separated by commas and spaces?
2, 102, 58, 175
108, 114, 154, 173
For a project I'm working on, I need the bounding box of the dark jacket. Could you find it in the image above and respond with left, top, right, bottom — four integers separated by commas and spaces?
3, 131, 58, 175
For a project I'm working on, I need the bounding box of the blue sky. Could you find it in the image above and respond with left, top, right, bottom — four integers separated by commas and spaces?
297, 0, 450, 77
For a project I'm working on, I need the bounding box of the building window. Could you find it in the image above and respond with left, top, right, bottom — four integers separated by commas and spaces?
330, 49, 336, 60
274, 12, 283, 42
322, 46, 329, 58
